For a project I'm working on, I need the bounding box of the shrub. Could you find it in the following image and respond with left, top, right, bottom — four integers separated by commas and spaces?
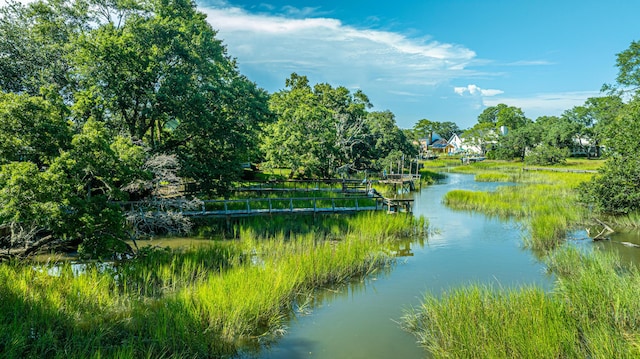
525, 145, 570, 166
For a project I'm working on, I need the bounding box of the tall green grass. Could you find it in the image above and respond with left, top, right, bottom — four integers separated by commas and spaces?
602, 212, 640, 229
403, 247, 640, 358
474, 172, 515, 182
443, 169, 591, 251
0, 212, 427, 358
402, 285, 579, 358
419, 169, 447, 184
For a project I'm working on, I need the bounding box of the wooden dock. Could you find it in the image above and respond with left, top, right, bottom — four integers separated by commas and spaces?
377, 174, 421, 192
123, 195, 414, 219
232, 179, 371, 195
183, 196, 378, 217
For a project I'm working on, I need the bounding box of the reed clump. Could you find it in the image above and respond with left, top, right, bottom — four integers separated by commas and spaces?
403, 247, 640, 358
402, 285, 578, 358
474, 172, 514, 182
0, 212, 426, 358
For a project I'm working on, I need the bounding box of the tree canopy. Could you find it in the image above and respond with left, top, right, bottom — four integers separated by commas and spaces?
0, 0, 272, 258
262, 73, 415, 178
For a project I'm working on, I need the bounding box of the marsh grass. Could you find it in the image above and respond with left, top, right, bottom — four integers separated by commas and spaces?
402, 285, 579, 358
0, 212, 426, 358
603, 212, 640, 229
403, 247, 640, 358
419, 169, 447, 184
420, 158, 461, 168
443, 164, 591, 251
474, 172, 514, 182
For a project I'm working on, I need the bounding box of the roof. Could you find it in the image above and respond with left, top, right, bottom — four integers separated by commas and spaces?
431, 138, 450, 149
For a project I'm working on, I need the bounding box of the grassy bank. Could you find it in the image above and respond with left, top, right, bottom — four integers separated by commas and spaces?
403, 159, 640, 358
402, 247, 640, 358
0, 212, 426, 358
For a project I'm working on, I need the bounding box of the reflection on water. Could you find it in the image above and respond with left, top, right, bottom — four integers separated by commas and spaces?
251, 173, 553, 359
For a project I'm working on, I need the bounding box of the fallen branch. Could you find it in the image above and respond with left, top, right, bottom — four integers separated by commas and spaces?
589, 218, 615, 241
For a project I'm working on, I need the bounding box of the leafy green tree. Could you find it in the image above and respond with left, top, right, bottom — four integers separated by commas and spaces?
264, 73, 376, 178
0, 91, 71, 166
615, 40, 640, 92
563, 96, 624, 157
580, 41, 640, 214
367, 110, 417, 171
71, 0, 271, 194
0, 0, 86, 95
263, 73, 332, 178
413, 119, 460, 145
51, 119, 144, 257
536, 115, 578, 149
478, 104, 528, 131
413, 118, 437, 144
432, 121, 461, 141
524, 145, 570, 166
0, 161, 67, 254
493, 122, 539, 161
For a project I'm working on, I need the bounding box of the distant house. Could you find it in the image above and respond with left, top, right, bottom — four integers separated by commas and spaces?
444, 132, 484, 155
431, 138, 454, 154
447, 133, 464, 155
418, 133, 443, 158
571, 136, 600, 157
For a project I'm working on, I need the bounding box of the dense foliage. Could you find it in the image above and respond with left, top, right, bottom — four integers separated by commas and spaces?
0, 0, 272, 258
262, 73, 416, 178
0, 0, 417, 258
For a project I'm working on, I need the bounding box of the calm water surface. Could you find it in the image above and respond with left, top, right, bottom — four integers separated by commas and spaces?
251, 173, 554, 359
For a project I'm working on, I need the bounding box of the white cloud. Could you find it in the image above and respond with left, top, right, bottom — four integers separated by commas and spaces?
454, 84, 503, 97
198, 3, 477, 90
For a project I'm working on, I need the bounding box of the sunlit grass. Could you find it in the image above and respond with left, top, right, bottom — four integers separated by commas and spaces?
403, 247, 640, 358
420, 157, 461, 168
402, 285, 578, 358
0, 212, 427, 358
474, 172, 514, 182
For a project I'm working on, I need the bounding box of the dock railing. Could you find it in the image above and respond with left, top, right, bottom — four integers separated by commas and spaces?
122, 195, 385, 218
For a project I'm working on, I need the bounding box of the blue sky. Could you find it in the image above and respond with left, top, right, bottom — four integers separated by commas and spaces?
196, 0, 640, 129
3, 0, 638, 129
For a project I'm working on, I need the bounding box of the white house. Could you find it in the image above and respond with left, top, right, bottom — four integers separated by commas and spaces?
446, 133, 483, 155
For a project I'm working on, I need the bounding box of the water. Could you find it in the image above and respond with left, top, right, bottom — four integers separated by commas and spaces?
252, 173, 553, 359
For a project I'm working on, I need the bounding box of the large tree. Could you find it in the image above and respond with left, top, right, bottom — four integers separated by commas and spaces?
462, 122, 499, 156
73, 0, 272, 193
263, 73, 374, 178
0, 0, 87, 95
580, 41, 640, 215
367, 110, 417, 171
0, 91, 71, 167
563, 95, 624, 157
478, 104, 528, 131
0, 0, 273, 258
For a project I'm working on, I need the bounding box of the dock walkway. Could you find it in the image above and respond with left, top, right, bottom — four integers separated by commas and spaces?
123, 195, 414, 219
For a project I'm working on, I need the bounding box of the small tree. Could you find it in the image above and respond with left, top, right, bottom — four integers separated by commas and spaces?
524, 145, 570, 166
